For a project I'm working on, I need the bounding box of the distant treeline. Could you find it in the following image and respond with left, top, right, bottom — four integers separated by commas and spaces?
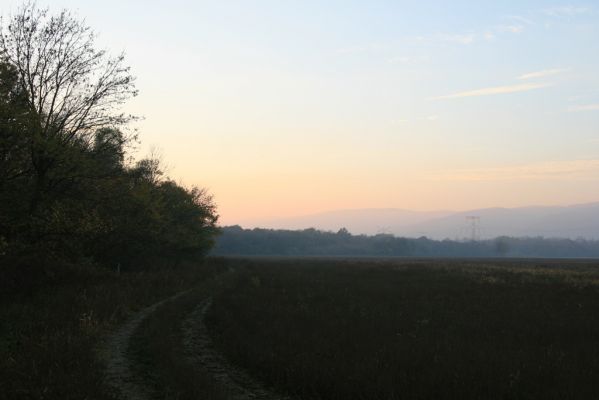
213, 226, 599, 258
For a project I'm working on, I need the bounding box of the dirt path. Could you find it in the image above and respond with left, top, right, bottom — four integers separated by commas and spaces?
99, 271, 291, 400
182, 297, 294, 400
99, 290, 189, 400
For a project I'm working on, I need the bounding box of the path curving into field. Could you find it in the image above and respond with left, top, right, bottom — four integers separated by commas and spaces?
99, 290, 189, 400
182, 297, 294, 400
99, 269, 292, 400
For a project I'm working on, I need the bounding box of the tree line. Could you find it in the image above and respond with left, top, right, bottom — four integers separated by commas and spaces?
0, 4, 219, 278
213, 226, 599, 258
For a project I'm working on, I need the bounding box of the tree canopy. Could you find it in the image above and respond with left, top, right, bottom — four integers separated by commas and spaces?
0, 3, 219, 274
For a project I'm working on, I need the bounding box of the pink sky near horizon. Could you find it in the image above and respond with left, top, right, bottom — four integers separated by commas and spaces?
7, 0, 597, 225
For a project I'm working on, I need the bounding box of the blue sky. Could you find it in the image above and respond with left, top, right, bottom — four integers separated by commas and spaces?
2, 1, 598, 222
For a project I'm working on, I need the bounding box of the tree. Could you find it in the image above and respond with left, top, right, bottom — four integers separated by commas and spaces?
0, 59, 34, 247
0, 3, 137, 140
494, 236, 510, 256
85, 160, 219, 270
0, 3, 220, 270
0, 2, 137, 212
0, 60, 31, 185
156, 181, 219, 265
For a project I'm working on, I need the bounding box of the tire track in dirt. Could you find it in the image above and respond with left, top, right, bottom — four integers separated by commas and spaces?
182, 297, 294, 400
99, 290, 189, 400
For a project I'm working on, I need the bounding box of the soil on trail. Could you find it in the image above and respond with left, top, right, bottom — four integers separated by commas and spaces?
99, 291, 188, 400
100, 286, 292, 400
182, 298, 293, 400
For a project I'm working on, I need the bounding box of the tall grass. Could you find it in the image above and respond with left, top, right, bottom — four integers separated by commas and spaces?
129, 277, 231, 400
0, 259, 223, 400
207, 258, 599, 400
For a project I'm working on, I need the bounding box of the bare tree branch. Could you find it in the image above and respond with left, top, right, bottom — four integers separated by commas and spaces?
0, 2, 137, 143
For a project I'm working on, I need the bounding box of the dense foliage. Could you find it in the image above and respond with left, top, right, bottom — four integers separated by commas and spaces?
214, 226, 599, 258
0, 4, 218, 278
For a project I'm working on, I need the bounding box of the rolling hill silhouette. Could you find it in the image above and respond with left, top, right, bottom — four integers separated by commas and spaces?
239, 202, 599, 239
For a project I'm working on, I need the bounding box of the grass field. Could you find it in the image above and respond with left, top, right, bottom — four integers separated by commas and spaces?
207, 258, 599, 400
4, 257, 599, 399
0, 260, 224, 400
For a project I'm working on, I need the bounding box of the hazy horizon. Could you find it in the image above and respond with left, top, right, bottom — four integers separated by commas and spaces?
4, 0, 598, 225
233, 201, 599, 240
236, 199, 599, 221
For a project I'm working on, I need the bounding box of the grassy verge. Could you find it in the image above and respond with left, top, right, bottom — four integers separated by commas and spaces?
207, 258, 599, 400
0, 258, 226, 400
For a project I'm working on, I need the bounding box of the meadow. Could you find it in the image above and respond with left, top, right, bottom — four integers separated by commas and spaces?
4, 257, 599, 400
0, 260, 224, 400
207, 258, 599, 400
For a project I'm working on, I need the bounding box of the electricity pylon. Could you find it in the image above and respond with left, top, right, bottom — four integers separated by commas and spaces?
465, 216, 481, 241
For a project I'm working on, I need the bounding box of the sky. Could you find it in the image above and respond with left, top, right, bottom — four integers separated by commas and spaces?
2, 1, 599, 225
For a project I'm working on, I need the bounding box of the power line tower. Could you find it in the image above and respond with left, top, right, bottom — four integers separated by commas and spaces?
377, 226, 391, 235
465, 216, 481, 241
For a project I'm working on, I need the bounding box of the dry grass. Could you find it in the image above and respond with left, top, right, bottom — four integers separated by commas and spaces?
5, 257, 599, 399
129, 278, 230, 400
0, 259, 224, 400
207, 258, 599, 400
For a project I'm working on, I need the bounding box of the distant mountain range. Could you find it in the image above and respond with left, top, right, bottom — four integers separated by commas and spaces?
237, 202, 599, 240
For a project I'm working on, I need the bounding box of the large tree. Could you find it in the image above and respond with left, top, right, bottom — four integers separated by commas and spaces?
0, 2, 137, 212
0, 3, 137, 140
0, 59, 34, 247
0, 3, 219, 268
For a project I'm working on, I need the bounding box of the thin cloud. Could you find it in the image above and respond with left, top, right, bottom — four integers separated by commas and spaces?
544, 6, 590, 17
493, 16, 533, 35
483, 32, 496, 40
386, 55, 430, 65
507, 15, 535, 25
437, 33, 476, 45
518, 68, 568, 80
336, 43, 387, 54
387, 56, 413, 64
497, 25, 524, 34
336, 45, 369, 54
429, 159, 599, 181
411, 17, 530, 47
568, 104, 599, 112
409, 33, 478, 45
431, 82, 551, 100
